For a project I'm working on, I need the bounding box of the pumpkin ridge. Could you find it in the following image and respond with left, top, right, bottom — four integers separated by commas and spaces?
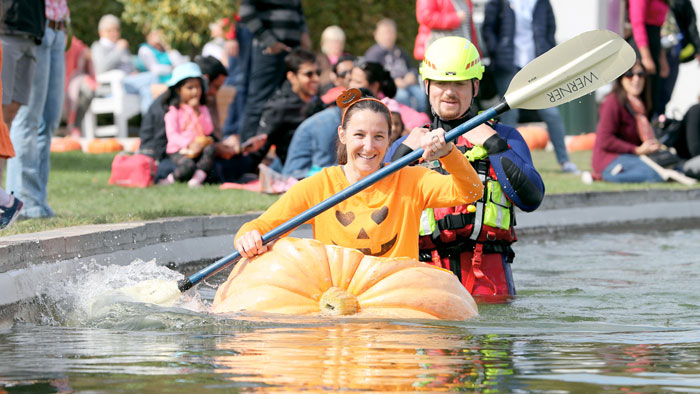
259, 239, 331, 297
359, 288, 477, 320
254, 281, 325, 304
213, 284, 318, 314
231, 257, 325, 299
279, 239, 333, 293
360, 303, 441, 319
356, 297, 442, 319
347, 258, 425, 296
324, 244, 364, 290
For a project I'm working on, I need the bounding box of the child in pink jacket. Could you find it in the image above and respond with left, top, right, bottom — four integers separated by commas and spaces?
161, 62, 216, 187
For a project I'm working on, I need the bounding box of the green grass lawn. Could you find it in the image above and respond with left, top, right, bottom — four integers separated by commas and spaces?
1, 148, 697, 236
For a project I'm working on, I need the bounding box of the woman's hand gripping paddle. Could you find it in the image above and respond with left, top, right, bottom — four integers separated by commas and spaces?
174, 30, 635, 295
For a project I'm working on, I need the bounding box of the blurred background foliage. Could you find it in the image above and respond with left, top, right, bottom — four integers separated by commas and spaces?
69, 0, 419, 63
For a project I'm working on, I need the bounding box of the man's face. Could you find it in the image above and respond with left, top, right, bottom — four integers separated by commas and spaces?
207, 74, 226, 97
100, 24, 121, 43
289, 62, 320, 99
333, 60, 354, 88
375, 24, 396, 49
426, 79, 478, 120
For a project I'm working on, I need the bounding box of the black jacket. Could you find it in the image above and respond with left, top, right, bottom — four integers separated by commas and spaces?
138, 93, 168, 161
671, 0, 700, 59
250, 80, 322, 165
139, 93, 222, 161
481, 0, 556, 72
0, 0, 46, 42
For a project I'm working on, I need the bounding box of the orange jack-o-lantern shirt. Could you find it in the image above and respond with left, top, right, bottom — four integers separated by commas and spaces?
235, 147, 483, 259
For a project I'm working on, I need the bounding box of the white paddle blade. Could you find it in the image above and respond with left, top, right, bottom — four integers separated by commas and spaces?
504, 30, 636, 110
119, 279, 181, 306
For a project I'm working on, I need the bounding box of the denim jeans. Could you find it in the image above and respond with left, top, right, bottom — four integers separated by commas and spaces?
223, 25, 253, 137
123, 71, 157, 115
239, 44, 287, 141
6, 25, 65, 218
282, 106, 342, 179
601, 154, 663, 183
495, 68, 571, 164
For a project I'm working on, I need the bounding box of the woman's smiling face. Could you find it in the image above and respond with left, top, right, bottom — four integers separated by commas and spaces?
339, 108, 391, 177
621, 64, 646, 97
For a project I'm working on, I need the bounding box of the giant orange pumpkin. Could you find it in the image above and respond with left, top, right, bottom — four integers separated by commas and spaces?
50, 137, 82, 152
517, 125, 550, 150
566, 132, 596, 152
213, 237, 478, 320
86, 138, 123, 154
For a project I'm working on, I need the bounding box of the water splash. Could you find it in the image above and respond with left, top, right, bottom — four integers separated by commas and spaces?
34, 259, 208, 326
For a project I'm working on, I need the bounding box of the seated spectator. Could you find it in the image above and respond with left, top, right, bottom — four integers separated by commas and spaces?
136, 28, 188, 84
202, 19, 229, 68
384, 97, 406, 143
247, 48, 322, 171
349, 60, 429, 129
320, 54, 355, 105
318, 25, 347, 89
592, 60, 663, 183
282, 56, 357, 180
660, 101, 700, 179
63, 37, 96, 138
91, 14, 157, 115
139, 56, 265, 183
91, 15, 133, 75
365, 18, 426, 113
158, 63, 216, 187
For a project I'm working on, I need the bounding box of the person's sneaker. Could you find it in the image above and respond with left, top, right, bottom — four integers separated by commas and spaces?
187, 169, 207, 188
158, 173, 175, 186
0, 194, 24, 230
561, 161, 580, 174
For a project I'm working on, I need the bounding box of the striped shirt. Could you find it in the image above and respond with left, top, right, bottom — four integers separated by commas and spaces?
239, 0, 308, 48
45, 0, 70, 22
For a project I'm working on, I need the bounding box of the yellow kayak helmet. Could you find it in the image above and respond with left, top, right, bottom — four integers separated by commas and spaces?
420, 36, 484, 81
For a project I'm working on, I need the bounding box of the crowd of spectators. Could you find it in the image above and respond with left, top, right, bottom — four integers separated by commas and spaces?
1, 0, 700, 230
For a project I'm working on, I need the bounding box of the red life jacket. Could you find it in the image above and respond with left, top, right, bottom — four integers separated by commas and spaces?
418, 136, 517, 298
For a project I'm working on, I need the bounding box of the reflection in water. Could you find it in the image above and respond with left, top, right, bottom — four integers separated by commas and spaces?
2, 229, 700, 392
213, 321, 516, 392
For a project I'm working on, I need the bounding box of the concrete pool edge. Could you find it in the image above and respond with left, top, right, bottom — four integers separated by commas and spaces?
0, 214, 258, 272
2, 188, 700, 273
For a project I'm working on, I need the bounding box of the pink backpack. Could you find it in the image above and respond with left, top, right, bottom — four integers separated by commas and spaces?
108, 154, 158, 188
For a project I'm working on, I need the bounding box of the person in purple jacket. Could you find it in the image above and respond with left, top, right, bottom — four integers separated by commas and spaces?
388, 36, 544, 302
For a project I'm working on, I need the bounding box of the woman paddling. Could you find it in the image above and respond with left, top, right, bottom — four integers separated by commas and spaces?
235, 88, 483, 259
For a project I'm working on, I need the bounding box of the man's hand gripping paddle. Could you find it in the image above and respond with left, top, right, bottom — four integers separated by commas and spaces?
169, 30, 635, 297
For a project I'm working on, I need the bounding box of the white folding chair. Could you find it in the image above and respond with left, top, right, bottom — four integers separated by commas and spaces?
82, 70, 141, 139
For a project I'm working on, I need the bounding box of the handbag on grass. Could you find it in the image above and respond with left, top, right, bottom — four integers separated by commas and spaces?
645, 148, 684, 168
108, 153, 158, 188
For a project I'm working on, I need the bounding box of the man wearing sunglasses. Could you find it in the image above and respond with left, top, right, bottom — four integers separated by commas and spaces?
282, 55, 357, 180
247, 48, 321, 170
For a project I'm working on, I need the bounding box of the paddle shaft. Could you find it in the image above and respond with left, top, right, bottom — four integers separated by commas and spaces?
177, 101, 510, 292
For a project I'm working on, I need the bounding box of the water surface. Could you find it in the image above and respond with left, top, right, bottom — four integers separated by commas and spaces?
1, 229, 699, 392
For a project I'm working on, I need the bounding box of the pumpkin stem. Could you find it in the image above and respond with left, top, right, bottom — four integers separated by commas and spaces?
319, 287, 358, 316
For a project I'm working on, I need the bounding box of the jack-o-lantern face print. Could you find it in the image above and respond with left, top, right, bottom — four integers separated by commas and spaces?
333, 206, 398, 256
